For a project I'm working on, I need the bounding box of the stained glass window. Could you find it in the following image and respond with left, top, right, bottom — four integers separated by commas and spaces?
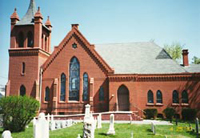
147, 90, 153, 103
83, 73, 89, 101
182, 90, 188, 103
45, 87, 50, 102
20, 85, 26, 96
60, 73, 66, 101
99, 86, 104, 101
156, 90, 162, 103
173, 90, 179, 103
69, 57, 80, 101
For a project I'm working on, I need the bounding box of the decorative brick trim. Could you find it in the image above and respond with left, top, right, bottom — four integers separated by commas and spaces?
108, 73, 200, 82
9, 48, 50, 58
41, 28, 114, 75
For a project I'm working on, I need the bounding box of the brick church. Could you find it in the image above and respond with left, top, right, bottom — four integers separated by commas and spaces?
6, 0, 200, 118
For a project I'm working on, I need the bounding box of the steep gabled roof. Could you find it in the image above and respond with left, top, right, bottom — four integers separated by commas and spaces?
16, 0, 37, 25
95, 42, 188, 74
42, 27, 114, 74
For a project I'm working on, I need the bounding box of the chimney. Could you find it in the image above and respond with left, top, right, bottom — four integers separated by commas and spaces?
182, 49, 189, 66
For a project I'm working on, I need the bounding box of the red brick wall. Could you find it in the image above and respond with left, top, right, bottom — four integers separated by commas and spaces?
109, 77, 200, 118
41, 35, 109, 114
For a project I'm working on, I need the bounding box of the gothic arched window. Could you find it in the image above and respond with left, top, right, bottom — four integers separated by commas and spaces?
83, 73, 89, 101
45, 87, 50, 102
173, 90, 179, 103
20, 85, 26, 96
156, 90, 163, 103
182, 90, 188, 103
60, 73, 66, 101
69, 57, 80, 101
19, 32, 24, 47
27, 31, 33, 47
99, 86, 104, 101
147, 90, 153, 103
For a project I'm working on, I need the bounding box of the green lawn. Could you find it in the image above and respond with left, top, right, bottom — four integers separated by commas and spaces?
1, 121, 197, 138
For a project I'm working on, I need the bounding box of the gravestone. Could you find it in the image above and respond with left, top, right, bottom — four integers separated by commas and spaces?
50, 114, 55, 130
77, 134, 81, 138
83, 112, 95, 138
2, 130, 12, 138
131, 131, 133, 138
196, 118, 199, 138
33, 117, 36, 126
84, 104, 91, 122
34, 113, 49, 138
107, 114, 115, 135
151, 122, 156, 135
93, 118, 97, 129
61, 121, 66, 128
97, 114, 102, 129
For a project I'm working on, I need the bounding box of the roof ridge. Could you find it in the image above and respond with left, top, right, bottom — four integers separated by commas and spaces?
95, 41, 151, 45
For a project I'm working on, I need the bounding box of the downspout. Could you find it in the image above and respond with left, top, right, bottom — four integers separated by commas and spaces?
39, 68, 43, 112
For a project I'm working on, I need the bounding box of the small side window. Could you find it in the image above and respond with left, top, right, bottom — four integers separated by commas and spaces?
22, 62, 25, 74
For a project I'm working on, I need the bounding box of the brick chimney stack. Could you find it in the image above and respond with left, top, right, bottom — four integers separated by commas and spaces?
182, 49, 189, 66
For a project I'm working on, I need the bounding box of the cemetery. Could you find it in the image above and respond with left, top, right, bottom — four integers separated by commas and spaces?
0, 103, 199, 138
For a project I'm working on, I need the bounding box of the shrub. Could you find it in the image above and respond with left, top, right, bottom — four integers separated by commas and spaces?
181, 108, 197, 121
0, 96, 40, 132
144, 108, 158, 119
163, 107, 176, 120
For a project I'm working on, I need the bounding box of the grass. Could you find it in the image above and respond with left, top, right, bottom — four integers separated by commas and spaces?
0, 121, 197, 138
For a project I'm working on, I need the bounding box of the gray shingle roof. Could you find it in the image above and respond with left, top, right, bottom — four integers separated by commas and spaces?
95, 42, 188, 74
16, 0, 37, 25
183, 64, 200, 73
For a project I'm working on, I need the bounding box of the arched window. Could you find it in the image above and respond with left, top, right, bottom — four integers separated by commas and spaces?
69, 57, 80, 101
156, 90, 162, 103
27, 31, 33, 47
20, 85, 26, 96
99, 86, 104, 101
147, 90, 153, 103
45, 87, 50, 102
22, 62, 25, 74
182, 90, 188, 103
18, 32, 24, 47
83, 73, 89, 101
173, 90, 179, 103
60, 73, 66, 101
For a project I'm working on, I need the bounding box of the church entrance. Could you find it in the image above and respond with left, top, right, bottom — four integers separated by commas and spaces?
117, 85, 130, 111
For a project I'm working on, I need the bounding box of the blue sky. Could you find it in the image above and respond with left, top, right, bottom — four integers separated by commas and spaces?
0, 0, 200, 88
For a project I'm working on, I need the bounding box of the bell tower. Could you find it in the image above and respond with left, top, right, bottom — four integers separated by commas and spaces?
6, 0, 52, 99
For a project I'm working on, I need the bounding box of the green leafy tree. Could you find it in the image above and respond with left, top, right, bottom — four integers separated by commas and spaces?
0, 96, 40, 132
192, 56, 200, 64
164, 42, 183, 60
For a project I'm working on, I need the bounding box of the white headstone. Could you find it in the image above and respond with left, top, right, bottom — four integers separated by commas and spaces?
151, 122, 156, 135
97, 114, 102, 129
2, 130, 12, 138
77, 134, 81, 138
50, 114, 55, 131
93, 118, 97, 129
34, 113, 49, 138
107, 114, 115, 135
84, 104, 91, 122
33, 117, 36, 126
83, 112, 95, 138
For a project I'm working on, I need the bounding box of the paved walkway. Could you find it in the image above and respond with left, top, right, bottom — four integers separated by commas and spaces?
102, 120, 172, 125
